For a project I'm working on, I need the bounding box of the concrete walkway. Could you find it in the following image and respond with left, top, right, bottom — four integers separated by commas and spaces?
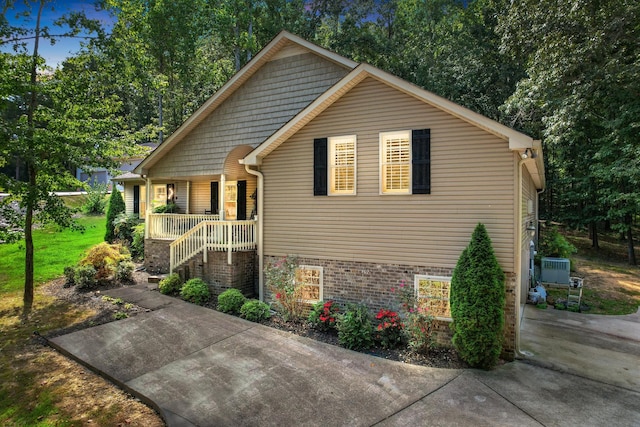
49, 285, 640, 427
520, 304, 640, 392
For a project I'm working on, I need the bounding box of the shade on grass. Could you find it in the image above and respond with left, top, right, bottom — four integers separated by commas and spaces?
0, 215, 106, 293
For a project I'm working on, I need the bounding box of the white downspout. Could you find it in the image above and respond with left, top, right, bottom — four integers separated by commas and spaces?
145, 178, 152, 239
244, 164, 264, 302
515, 157, 528, 359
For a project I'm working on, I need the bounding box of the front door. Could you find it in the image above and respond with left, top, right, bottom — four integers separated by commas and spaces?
223, 180, 247, 220
224, 181, 237, 220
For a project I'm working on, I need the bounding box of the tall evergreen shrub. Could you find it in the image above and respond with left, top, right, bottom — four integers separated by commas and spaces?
450, 223, 505, 369
105, 189, 125, 242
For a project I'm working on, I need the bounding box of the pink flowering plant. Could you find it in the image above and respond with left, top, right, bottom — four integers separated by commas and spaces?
375, 308, 405, 349
393, 281, 435, 353
265, 255, 305, 321
308, 300, 340, 331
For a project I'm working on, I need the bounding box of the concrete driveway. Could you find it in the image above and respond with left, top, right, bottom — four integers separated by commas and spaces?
49, 284, 640, 427
520, 304, 640, 392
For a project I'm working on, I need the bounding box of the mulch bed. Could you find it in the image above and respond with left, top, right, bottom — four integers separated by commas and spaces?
45, 266, 468, 370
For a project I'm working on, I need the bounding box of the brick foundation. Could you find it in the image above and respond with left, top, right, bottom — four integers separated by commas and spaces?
265, 255, 517, 356
200, 250, 257, 298
144, 239, 171, 273
144, 238, 257, 299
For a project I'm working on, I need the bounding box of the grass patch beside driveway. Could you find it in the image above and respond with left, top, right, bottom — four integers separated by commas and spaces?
0, 215, 105, 293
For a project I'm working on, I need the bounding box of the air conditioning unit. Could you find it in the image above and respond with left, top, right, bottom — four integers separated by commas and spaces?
540, 257, 571, 285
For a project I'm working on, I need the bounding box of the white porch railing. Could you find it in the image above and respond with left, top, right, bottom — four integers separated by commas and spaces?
169, 219, 257, 272
147, 213, 220, 240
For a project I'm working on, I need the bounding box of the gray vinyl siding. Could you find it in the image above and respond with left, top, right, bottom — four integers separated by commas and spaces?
149, 52, 350, 179
174, 182, 188, 213
262, 77, 517, 272
190, 181, 211, 215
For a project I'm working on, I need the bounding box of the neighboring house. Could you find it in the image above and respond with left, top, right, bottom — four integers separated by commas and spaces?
132, 31, 545, 357
78, 142, 157, 192
109, 143, 158, 217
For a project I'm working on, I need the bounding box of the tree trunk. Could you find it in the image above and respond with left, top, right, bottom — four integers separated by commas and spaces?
22, 0, 45, 320
589, 222, 599, 249
626, 214, 636, 266
234, 24, 240, 72
22, 168, 36, 319
158, 93, 163, 144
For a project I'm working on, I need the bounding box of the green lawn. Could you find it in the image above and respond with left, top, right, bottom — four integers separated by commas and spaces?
0, 215, 106, 293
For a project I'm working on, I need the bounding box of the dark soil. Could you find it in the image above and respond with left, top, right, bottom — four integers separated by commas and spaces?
260, 315, 467, 369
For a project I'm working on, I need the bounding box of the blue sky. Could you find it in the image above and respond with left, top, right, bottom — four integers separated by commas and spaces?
2, 0, 113, 66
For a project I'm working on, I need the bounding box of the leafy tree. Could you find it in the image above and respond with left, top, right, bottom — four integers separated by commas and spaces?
105, 189, 126, 242
0, 0, 137, 318
499, 0, 639, 264
450, 223, 505, 369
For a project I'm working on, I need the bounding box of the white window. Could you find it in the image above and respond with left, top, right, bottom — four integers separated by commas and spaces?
295, 266, 323, 303
329, 135, 356, 195
380, 130, 411, 194
414, 275, 452, 320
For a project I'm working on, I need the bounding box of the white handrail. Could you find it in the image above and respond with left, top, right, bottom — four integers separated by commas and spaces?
148, 213, 220, 240
169, 220, 256, 273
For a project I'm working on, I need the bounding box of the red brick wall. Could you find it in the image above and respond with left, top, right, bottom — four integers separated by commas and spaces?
264, 255, 517, 356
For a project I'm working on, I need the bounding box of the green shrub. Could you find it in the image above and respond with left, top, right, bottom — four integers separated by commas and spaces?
180, 278, 210, 305
130, 223, 145, 260
80, 242, 128, 279
63, 266, 76, 288
82, 183, 107, 215
450, 223, 505, 369
153, 203, 177, 213
158, 273, 183, 295
308, 300, 339, 331
394, 282, 435, 353
115, 259, 135, 283
217, 288, 246, 314
105, 189, 126, 242
375, 309, 405, 349
74, 265, 97, 290
240, 300, 272, 322
265, 255, 306, 321
337, 304, 374, 350
535, 226, 577, 265
113, 213, 140, 243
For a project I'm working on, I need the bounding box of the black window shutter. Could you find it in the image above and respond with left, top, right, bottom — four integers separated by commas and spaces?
210, 182, 219, 214
412, 129, 431, 194
133, 185, 140, 214
314, 138, 328, 196
237, 180, 247, 220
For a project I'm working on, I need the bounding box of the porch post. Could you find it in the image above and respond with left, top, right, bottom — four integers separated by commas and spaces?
220, 174, 226, 220
186, 181, 190, 214
145, 178, 152, 239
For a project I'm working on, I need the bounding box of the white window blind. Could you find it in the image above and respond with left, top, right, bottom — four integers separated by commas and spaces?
329, 135, 356, 195
380, 131, 410, 194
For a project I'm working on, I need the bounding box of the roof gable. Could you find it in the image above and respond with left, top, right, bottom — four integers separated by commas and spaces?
135, 31, 357, 175
242, 63, 544, 188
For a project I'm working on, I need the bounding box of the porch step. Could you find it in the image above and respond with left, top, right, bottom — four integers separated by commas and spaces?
148, 275, 162, 284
